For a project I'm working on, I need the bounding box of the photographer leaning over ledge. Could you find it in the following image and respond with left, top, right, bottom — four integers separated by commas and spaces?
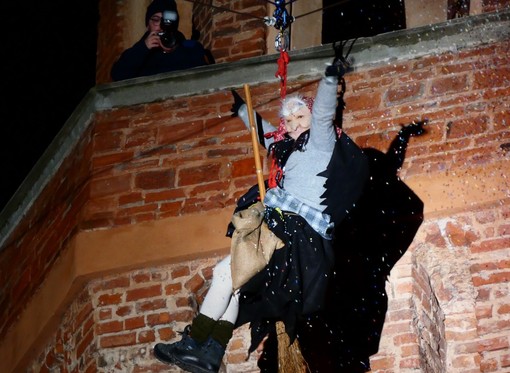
111, 0, 213, 82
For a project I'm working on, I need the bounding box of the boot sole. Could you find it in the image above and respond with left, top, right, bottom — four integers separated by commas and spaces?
153, 347, 176, 365
172, 356, 217, 373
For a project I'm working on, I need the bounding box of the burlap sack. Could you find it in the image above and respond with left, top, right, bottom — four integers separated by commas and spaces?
230, 202, 284, 290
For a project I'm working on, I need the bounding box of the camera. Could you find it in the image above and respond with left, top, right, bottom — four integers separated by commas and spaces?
157, 10, 178, 48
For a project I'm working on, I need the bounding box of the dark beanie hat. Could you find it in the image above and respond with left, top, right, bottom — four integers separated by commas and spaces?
145, 0, 178, 25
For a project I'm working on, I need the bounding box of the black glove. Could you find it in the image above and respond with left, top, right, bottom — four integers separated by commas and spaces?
325, 59, 347, 78
401, 119, 428, 137
230, 90, 246, 117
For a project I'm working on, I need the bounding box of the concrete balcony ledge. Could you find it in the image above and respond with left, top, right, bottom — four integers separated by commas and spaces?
94, 9, 510, 108
1, 9, 510, 250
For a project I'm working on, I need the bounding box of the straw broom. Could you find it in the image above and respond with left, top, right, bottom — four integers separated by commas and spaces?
243, 84, 308, 373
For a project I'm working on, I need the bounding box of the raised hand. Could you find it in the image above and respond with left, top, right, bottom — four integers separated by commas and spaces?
325, 61, 346, 78
230, 90, 246, 117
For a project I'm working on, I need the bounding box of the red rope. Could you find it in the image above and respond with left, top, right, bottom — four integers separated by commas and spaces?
275, 50, 290, 99
267, 49, 291, 189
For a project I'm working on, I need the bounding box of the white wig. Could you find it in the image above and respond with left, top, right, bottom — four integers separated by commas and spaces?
280, 95, 310, 117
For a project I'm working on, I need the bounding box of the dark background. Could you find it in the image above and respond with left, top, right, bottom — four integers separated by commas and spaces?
0, 1, 99, 211
0, 0, 408, 212
322, 0, 406, 43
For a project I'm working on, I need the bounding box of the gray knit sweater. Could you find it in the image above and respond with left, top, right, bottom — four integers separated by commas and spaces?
238, 76, 338, 212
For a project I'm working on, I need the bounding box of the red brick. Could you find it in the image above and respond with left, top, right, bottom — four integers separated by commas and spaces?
117, 203, 158, 217
125, 128, 156, 148
116, 305, 132, 317
138, 330, 155, 344
136, 298, 167, 312
99, 308, 112, 320
169, 309, 195, 323
189, 181, 231, 197
157, 122, 205, 145
496, 304, 510, 315
399, 356, 421, 368
145, 189, 186, 203
344, 91, 382, 112
94, 131, 123, 152
125, 316, 145, 330
97, 293, 123, 306
73, 302, 94, 332
126, 285, 162, 302
178, 163, 222, 186
370, 356, 396, 370
480, 358, 499, 372
473, 271, 510, 286
118, 192, 144, 206
386, 82, 424, 104
430, 74, 469, 96
76, 327, 94, 359
99, 332, 136, 348
164, 283, 182, 295
471, 237, 510, 254
159, 201, 183, 216
170, 265, 191, 279
134, 170, 175, 190
474, 67, 510, 90
92, 151, 135, 168
445, 221, 479, 247
96, 320, 123, 335
185, 273, 206, 293
157, 327, 176, 341
90, 174, 132, 198
230, 157, 258, 178
146, 312, 172, 327
92, 277, 130, 292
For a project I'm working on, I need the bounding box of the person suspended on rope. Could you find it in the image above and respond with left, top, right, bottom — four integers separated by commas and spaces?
229, 85, 426, 373
153, 54, 370, 373
228, 51, 426, 371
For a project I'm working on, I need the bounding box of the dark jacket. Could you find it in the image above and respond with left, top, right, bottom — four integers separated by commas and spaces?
111, 31, 210, 81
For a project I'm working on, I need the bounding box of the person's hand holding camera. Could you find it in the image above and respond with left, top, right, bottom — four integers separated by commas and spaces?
145, 32, 176, 52
145, 32, 163, 50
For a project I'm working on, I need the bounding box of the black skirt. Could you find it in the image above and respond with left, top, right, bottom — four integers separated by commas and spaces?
235, 209, 335, 353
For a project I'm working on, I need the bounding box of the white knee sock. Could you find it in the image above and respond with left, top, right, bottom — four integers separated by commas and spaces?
199, 255, 239, 324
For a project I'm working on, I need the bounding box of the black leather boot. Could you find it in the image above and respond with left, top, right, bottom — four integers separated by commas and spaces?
170, 336, 225, 373
153, 325, 193, 364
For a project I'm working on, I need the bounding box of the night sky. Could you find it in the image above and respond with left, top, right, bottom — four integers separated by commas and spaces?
0, 1, 99, 211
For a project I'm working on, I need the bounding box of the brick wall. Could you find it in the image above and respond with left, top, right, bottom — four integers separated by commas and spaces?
409, 201, 510, 372
203, 0, 268, 62
24, 201, 510, 372
0, 126, 94, 342
16, 34, 510, 372
27, 287, 96, 373
484, 0, 510, 12
191, 0, 268, 63
96, 0, 128, 84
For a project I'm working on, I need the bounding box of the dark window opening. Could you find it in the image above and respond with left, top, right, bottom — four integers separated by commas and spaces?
448, 0, 470, 19
322, 0, 407, 44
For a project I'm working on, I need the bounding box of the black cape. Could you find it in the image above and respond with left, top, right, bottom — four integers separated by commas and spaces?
255, 123, 425, 372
